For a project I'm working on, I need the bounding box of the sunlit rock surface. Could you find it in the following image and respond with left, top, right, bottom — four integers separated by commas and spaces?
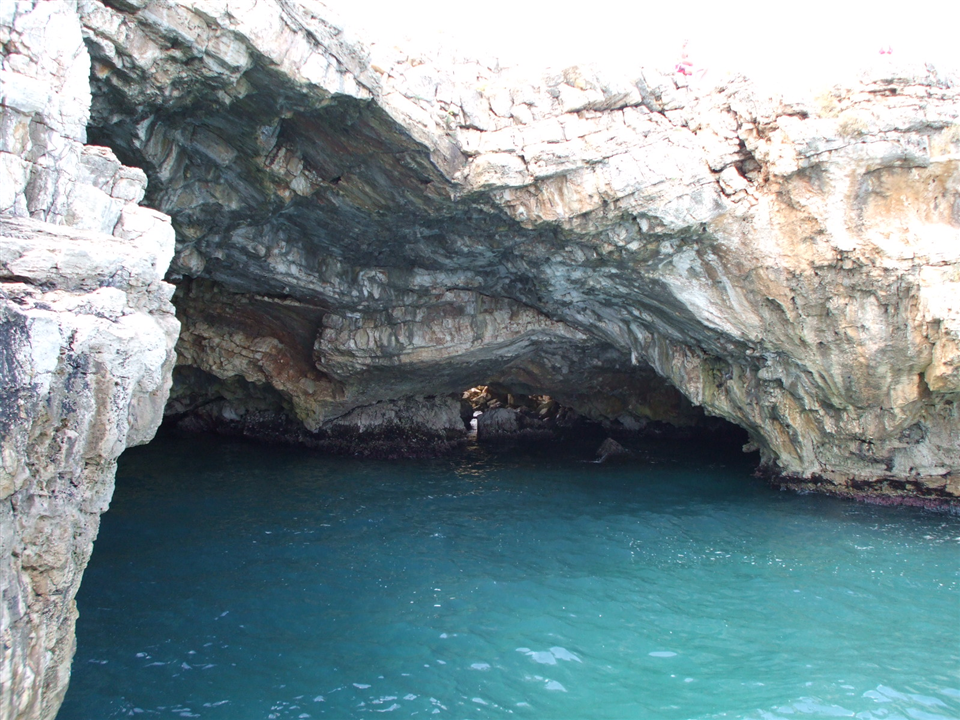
2, 0, 959, 718
0, 3, 178, 717
73, 0, 960, 495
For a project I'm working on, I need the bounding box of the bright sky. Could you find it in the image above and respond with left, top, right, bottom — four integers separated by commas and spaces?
327, 0, 959, 93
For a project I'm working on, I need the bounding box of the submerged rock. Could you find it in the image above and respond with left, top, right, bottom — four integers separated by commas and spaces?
596, 438, 629, 462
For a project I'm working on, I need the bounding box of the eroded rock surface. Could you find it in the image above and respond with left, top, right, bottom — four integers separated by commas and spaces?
1, 2, 178, 717
2, 0, 959, 717
73, 0, 960, 498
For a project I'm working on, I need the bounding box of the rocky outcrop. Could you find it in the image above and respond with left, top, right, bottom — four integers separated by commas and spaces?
1, 0, 958, 717
475, 407, 521, 441
1, 2, 178, 718
596, 437, 629, 462
72, 0, 960, 500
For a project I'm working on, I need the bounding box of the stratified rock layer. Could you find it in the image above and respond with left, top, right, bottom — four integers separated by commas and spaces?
1, 1, 959, 718
1, 2, 178, 718
78, 0, 959, 497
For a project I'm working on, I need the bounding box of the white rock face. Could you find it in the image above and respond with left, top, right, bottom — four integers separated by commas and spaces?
0, 217, 179, 720
1, 3, 179, 718
75, 0, 959, 498
2, 1, 960, 713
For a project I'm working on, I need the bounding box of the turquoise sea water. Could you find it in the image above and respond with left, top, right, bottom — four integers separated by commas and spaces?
59, 436, 959, 720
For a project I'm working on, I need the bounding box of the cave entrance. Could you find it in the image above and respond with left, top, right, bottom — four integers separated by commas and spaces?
457, 378, 749, 456
461, 384, 585, 441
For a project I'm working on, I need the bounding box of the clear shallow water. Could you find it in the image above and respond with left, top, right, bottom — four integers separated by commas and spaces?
59, 436, 959, 720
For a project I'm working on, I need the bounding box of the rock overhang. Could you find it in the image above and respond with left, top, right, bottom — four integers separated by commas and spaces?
3, 3, 959, 718
71, 0, 960, 499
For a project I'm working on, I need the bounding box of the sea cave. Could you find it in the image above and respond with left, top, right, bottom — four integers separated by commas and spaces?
1, 1, 959, 718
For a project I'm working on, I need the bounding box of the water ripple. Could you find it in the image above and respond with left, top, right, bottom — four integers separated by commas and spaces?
59, 437, 960, 720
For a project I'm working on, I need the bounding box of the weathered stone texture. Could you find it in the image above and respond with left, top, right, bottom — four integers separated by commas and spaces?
0, 216, 179, 720
2, 2, 959, 714
75, 0, 959, 496
1, 3, 179, 718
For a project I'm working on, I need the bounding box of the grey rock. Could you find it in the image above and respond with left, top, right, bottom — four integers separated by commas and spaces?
71, 0, 958, 498
476, 407, 521, 440
1, 4, 178, 717
596, 437, 628, 461
321, 395, 466, 457
0, 217, 178, 720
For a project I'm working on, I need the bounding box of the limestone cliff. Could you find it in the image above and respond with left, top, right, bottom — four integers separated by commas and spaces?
1, 2, 178, 718
1, 2, 959, 716
75, 0, 959, 495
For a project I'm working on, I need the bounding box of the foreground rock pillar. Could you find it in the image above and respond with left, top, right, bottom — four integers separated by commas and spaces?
1, 2, 179, 717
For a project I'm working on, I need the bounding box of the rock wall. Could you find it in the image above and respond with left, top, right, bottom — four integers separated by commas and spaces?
76, 0, 959, 498
0, 2, 178, 718
1, 1, 958, 718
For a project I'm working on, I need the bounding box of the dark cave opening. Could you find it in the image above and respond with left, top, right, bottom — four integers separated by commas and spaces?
158, 361, 750, 465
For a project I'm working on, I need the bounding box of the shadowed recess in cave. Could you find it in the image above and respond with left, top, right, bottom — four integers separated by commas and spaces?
3, 1, 959, 718
79, 6, 960, 492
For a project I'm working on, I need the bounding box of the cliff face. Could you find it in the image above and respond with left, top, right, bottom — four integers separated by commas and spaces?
0, 1, 958, 716
77, 0, 960, 493
0, 2, 178, 718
